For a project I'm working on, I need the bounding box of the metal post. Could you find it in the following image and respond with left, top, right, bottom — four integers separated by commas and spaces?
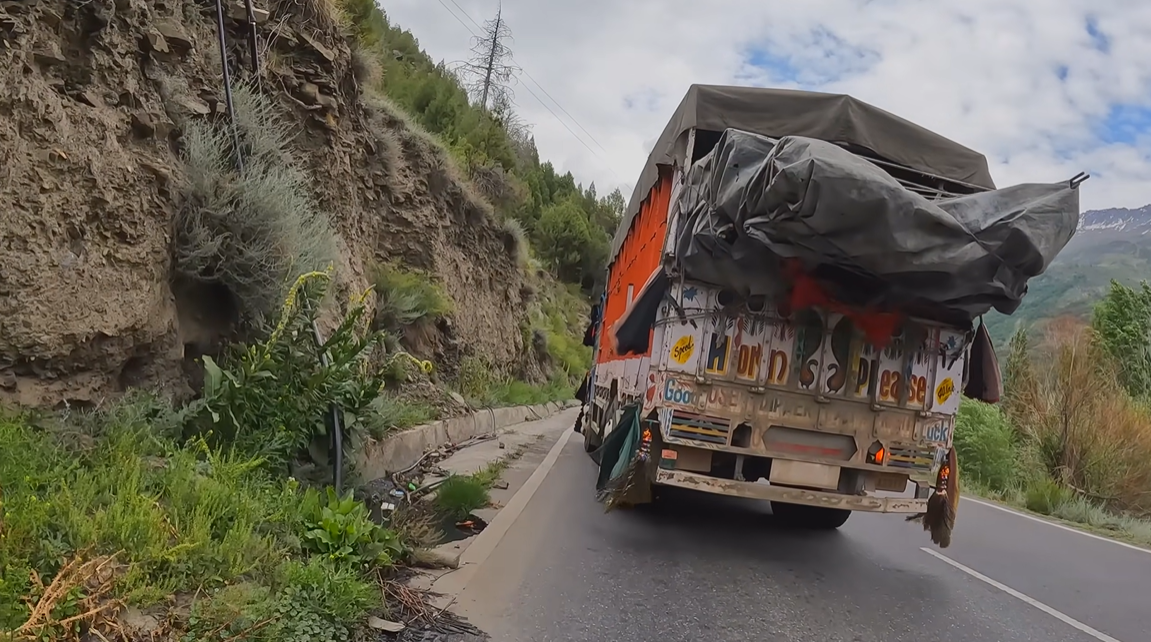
309, 317, 344, 492
243, 0, 261, 75
212, 0, 244, 171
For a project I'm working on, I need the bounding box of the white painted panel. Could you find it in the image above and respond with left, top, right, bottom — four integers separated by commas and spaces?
764, 317, 796, 388
659, 281, 709, 375
933, 329, 966, 416
792, 309, 826, 394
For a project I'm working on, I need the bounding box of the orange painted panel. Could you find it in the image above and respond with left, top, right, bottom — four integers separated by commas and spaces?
596, 167, 673, 364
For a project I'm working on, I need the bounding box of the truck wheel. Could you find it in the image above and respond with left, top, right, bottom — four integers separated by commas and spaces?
771, 501, 851, 530
585, 395, 616, 453
582, 418, 599, 452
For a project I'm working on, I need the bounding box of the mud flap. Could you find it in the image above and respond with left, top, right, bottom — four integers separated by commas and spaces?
593, 405, 654, 509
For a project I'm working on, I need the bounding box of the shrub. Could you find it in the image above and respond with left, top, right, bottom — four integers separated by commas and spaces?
1024, 477, 1072, 515
435, 475, 490, 520
372, 262, 454, 333
193, 271, 388, 472
1007, 320, 1151, 516
174, 82, 337, 325
953, 398, 1018, 492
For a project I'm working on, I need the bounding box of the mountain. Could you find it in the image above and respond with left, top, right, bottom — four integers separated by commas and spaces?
984, 204, 1151, 347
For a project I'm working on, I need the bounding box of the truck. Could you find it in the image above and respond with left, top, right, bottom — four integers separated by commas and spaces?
582, 85, 1083, 544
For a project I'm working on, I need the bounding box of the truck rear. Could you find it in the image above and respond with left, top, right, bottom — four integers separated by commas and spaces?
583, 85, 1083, 545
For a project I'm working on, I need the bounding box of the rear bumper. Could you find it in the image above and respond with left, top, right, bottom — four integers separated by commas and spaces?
654, 469, 927, 514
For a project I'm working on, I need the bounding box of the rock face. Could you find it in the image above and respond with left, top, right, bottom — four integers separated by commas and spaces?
0, 0, 533, 407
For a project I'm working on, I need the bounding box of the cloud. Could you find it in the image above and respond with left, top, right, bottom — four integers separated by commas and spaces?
382, 0, 1151, 211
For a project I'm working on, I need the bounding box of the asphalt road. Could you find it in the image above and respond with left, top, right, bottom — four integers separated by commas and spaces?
452, 431, 1151, 642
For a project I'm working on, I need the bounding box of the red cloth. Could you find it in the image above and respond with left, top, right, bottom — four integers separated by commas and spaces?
784, 261, 903, 347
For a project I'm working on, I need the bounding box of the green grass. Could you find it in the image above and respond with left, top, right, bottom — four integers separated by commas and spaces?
434, 475, 490, 520
0, 397, 396, 639
964, 478, 1151, 549
454, 355, 574, 408
364, 394, 438, 439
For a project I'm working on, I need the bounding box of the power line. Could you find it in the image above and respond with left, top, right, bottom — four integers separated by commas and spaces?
438, 0, 630, 186
447, 0, 484, 31
436, 0, 478, 36
519, 68, 612, 158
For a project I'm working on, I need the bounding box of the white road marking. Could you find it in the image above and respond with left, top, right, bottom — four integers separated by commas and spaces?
429, 421, 575, 600
962, 496, 1151, 555
921, 547, 1124, 642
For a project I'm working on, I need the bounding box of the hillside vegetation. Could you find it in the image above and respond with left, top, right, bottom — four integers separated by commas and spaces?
0, 0, 610, 637
957, 280, 1151, 546
985, 206, 1151, 347
341, 0, 623, 286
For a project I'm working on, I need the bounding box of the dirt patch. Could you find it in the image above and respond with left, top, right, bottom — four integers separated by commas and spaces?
0, 0, 537, 407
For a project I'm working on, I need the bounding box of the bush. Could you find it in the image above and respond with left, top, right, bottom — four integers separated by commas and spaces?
1005, 319, 1151, 516
953, 398, 1018, 492
373, 262, 454, 333
1025, 477, 1072, 515
174, 82, 337, 325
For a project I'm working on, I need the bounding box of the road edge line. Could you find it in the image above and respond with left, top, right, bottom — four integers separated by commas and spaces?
961, 496, 1151, 555
920, 548, 1124, 642
427, 424, 575, 599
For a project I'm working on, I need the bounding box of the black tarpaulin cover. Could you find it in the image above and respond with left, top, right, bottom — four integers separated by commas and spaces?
671, 130, 1082, 324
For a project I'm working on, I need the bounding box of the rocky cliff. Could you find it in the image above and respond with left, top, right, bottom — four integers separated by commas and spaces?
0, 0, 538, 407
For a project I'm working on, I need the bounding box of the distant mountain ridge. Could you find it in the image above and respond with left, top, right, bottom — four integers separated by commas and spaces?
984, 202, 1151, 346
1078, 204, 1151, 234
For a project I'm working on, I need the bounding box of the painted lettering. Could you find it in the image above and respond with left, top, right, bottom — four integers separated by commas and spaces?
855, 357, 878, 397
670, 335, 695, 365
736, 343, 763, 380
706, 333, 731, 374
663, 378, 695, 406
768, 350, 789, 385
879, 370, 903, 402
935, 377, 955, 405
909, 375, 927, 405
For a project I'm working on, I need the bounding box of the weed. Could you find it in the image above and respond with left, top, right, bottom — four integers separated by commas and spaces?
299, 487, 404, 567
434, 476, 490, 520
175, 82, 337, 325
455, 355, 497, 403
386, 504, 444, 551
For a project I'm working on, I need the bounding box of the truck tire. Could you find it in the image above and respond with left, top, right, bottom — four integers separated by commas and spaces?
770, 501, 851, 530
585, 394, 616, 453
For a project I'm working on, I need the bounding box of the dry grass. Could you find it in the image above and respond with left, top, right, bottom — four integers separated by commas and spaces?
14, 552, 122, 641
1008, 318, 1151, 516
271, 0, 347, 33
361, 91, 494, 219
175, 82, 338, 325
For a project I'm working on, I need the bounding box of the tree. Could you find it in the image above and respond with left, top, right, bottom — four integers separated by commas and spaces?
1091, 279, 1151, 398
458, 4, 519, 111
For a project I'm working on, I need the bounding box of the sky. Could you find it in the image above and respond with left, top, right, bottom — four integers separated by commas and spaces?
382, 0, 1151, 212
